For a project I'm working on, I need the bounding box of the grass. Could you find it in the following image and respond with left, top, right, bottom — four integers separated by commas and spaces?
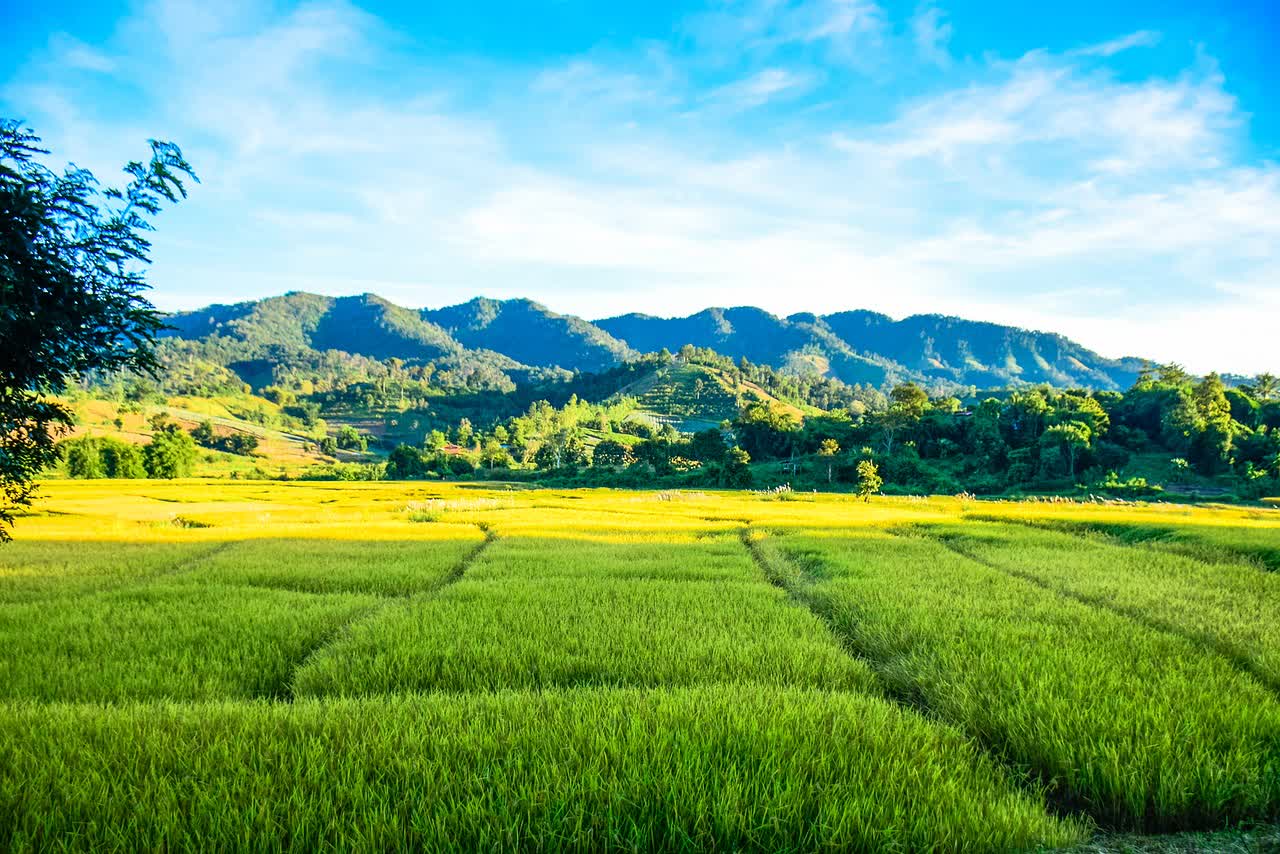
2, 480, 1277, 848
755, 528, 1280, 831
0, 581, 379, 701
185, 531, 485, 595
919, 520, 1280, 691
0, 687, 1085, 852
967, 504, 1280, 571
295, 576, 873, 695
0, 539, 220, 602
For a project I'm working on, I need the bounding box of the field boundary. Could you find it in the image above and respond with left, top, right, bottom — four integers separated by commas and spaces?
909, 527, 1280, 699
281, 525, 497, 700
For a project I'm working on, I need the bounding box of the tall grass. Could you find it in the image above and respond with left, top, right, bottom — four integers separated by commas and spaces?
760, 528, 1280, 831
0, 687, 1086, 851
0, 540, 221, 602
296, 575, 873, 695
185, 532, 484, 596
923, 520, 1280, 691
0, 582, 379, 701
464, 533, 757, 582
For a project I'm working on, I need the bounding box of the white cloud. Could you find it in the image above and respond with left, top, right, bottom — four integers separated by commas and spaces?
705, 68, 815, 108
684, 0, 887, 67
1071, 30, 1162, 58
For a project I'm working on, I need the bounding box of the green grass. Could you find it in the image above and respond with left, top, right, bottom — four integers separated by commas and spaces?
463, 533, 757, 583
0, 687, 1086, 851
5, 481, 1280, 849
0, 540, 222, 602
296, 575, 873, 695
969, 513, 1280, 572
921, 520, 1280, 691
757, 528, 1280, 831
182, 533, 484, 596
0, 582, 379, 701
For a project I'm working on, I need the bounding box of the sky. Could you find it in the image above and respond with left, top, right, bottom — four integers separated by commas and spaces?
2, 0, 1278, 373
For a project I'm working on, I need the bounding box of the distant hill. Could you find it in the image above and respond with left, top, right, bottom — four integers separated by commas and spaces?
422, 297, 636, 373
597, 308, 1146, 390
163, 291, 1148, 392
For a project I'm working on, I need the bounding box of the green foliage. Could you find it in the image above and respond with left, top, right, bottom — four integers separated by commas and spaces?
855, 460, 882, 500
0, 120, 193, 538
335, 425, 366, 452
591, 439, 634, 468
60, 436, 146, 479
143, 426, 197, 478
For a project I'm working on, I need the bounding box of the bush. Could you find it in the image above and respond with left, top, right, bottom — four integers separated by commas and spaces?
144, 427, 198, 479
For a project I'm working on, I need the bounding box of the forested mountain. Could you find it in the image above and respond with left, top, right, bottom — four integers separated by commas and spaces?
422, 297, 636, 372
598, 308, 1147, 390
163, 291, 1147, 392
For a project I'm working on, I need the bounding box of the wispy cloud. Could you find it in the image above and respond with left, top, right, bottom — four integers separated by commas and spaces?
1071, 29, 1162, 58
705, 68, 815, 109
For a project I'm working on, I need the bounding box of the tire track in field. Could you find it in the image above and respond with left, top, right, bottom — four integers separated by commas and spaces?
738, 527, 910, 704
910, 528, 1280, 700
280, 525, 497, 701
738, 527, 1178, 829
6, 541, 240, 605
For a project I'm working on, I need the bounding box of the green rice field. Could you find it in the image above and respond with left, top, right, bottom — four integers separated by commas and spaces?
1, 481, 1278, 850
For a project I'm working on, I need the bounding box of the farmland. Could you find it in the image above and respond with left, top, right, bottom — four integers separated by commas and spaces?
1, 482, 1278, 850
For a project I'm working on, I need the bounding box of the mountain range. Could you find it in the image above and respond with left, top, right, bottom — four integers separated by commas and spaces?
161, 291, 1149, 391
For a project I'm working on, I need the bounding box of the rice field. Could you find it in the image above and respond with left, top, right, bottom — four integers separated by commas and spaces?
1, 480, 1277, 850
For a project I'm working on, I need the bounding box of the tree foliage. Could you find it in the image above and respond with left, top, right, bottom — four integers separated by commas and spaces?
0, 120, 194, 538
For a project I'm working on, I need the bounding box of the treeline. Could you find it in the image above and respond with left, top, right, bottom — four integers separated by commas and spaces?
58, 415, 262, 480
373, 365, 1279, 498
59, 426, 198, 480
727, 366, 1279, 496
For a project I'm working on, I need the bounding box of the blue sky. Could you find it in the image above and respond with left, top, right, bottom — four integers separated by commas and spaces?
3, 0, 1278, 373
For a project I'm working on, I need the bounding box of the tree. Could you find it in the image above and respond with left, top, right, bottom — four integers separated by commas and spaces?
144, 426, 197, 478
855, 460, 882, 501
817, 438, 839, 483
1245, 373, 1278, 403
336, 425, 365, 451
222, 432, 259, 455
386, 444, 425, 479
1190, 373, 1234, 474
100, 438, 144, 478
591, 439, 633, 469
878, 383, 929, 455
190, 420, 216, 447
720, 446, 753, 488
64, 438, 104, 479
480, 438, 511, 470
1041, 422, 1090, 478
689, 428, 728, 463
0, 121, 194, 539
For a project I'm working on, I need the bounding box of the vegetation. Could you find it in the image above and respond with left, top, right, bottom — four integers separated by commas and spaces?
755, 527, 1280, 831
0, 119, 193, 538
2, 480, 1278, 848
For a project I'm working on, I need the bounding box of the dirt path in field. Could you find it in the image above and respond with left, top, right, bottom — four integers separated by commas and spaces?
280, 525, 497, 700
